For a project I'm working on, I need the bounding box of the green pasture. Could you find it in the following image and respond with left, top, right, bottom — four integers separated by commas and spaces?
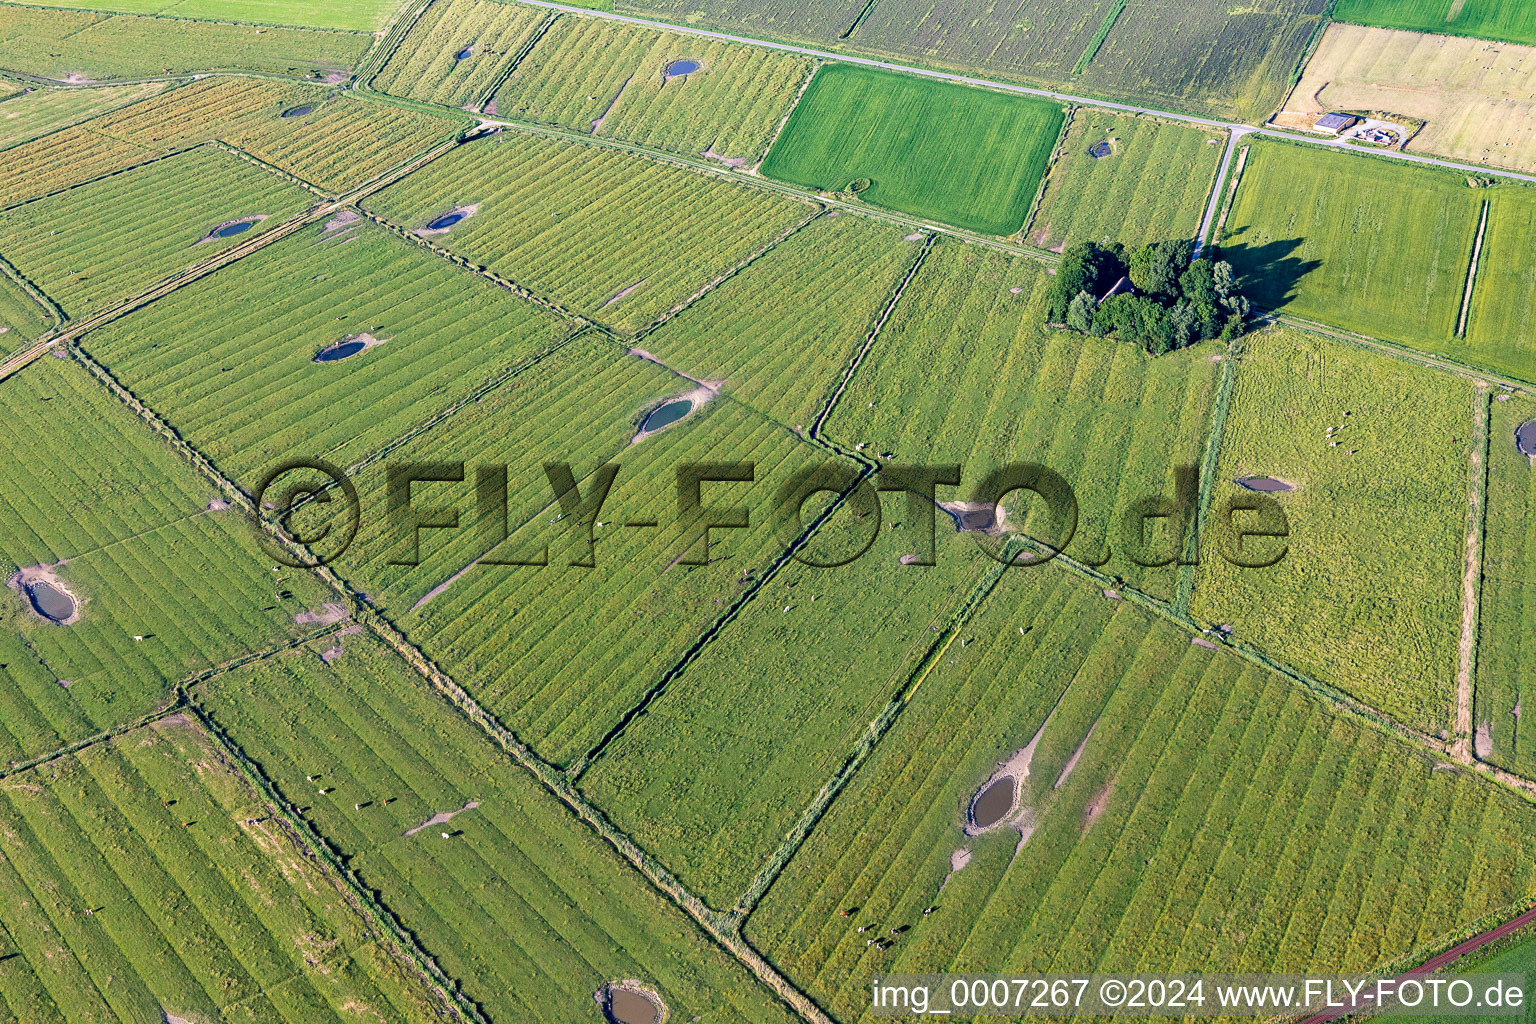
2, 0, 399, 32
0, 81, 168, 150
0, 267, 51, 348
760, 63, 1064, 235
371, 0, 548, 109
1333, 0, 1536, 46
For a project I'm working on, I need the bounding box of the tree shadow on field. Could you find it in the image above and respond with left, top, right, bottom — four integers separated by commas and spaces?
1210, 234, 1321, 312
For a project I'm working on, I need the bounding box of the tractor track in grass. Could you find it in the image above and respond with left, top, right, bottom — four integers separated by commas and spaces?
1454, 385, 1490, 764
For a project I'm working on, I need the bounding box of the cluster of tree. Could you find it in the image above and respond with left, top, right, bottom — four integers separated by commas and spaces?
1043, 239, 1250, 355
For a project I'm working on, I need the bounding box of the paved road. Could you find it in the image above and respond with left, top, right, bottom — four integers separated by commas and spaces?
1194, 127, 1253, 257
511, 0, 1536, 187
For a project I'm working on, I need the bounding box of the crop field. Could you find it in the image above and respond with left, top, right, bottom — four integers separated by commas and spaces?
88, 77, 467, 194
1285, 24, 1536, 175
319, 349, 835, 766
1074, 0, 1328, 123
494, 15, 813, 164
634, 213, 922, 428
79, 219, 570, 489
1333, 0, 1536, 47
582, 525, 1000, 909
0, 81, 168, 149
0, 145, 314, 319
0, 125, 158, 208
193, 634, 804, 1024
1473, 396, 1536, 775
760, 65, 1063, 235
1462, 189, 1536, 380
1218, 140, 1482, 353
0, 357, 335, 736
371, 0, 549, 109
364, 132, 812, 332
3, 0, 401, 31
614, 0, 865, 48
1190, 328, 1469, 731
1027, 109, 1224, 251
826, 242, 1222, 601
0, 5, 369, 81
747, 568, 1536, 1021
0, 717, 452, 1023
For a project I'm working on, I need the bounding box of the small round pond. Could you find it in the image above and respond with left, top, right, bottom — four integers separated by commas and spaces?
946, 505, 996, 532
1088, 140, 1113, 159
1518, 420, 1536, 456
640, 399, 692, 433
1236, 475, 1294, 493
281, 104, 315, 118
606, 987, 662, 1024
427, 211, 466, 230
455, 46, 473, 60
213, 220, 256, 238
314, 339, 368, 363
971, 775, 1015, 829
27, 581, 75, 624
665, 59, 700, 77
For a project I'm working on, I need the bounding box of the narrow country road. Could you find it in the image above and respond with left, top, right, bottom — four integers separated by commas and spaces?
1194, 126, 1252, 257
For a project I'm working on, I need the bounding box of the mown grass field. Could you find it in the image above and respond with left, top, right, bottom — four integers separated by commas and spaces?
760, 64, 1064, 235
0, 145, 314, 319
1027, 109, 1224, 251
1190, 328, 1469, 731
1219, 140, 1482, 353
0, 267, 51, 347
0, 5, 369, 81
80, 219, 569, 489
371, 0, 549, 109
747, 568, 1536, 1022
1377, 930, 1536, 1024
1463, 188, 1536, 381
0, 81, 168, 149
494, 14, 812, 164
365, 132, 812, 332
1333, 0, 1536, 46
3, 0, 401, 31
319, 342, 833, 767
0, 718, 452, 1022
615, 0, 865, 49
0, 125, 159, 208
826, 241, 1223, 601
634, 212, 922, 428
1473, 395, 1536, 775
0, 358, 335, 737
582, 525, 999, 909
1286, 24, 1536, 175
193, 634, 803, 1024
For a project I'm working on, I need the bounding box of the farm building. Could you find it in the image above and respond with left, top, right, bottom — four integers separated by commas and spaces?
1315, 112, 1360, 134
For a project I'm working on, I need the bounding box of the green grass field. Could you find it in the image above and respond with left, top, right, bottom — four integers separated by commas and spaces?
0, 5, 370, 81
0, 145, 314, 319
826, 241, 1223, 601
79, 219, 569, 489
1, 0, 399, 31
1190, 327, 1469, 731
1473, 395, 1536, 775
0, 266, 51, 347
1333, 0, 1536, 46
0, 81, 168, 150
759, 64, 1064, 235
0, 718, 451, 1023
747, 566, 1536, 1022
633, 212, 922, 428
1220, 140, 1484, 354
1376, 929, 1536, 1024
193, 634, 803, 1024
1464, 189, 1536, 381
0, 357, 335, 738
365, 131, 813, 333
494, 15, 813, 164
371, 0, 549, 109
1027, 110, 1224, 251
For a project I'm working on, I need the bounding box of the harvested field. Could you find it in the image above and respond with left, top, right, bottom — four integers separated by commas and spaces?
825, 242, 1223, 601
632, 213, 923, 427
760, 64, 1064, 235
1027, 109, 1224, 251
0, 145, 313, 318
495, 15, 812, 163
0, 81, 168, 150
1218, 139, 1482, 352
614, 0, 866, 48
0, 5, 368, 81
371, 0, 549, 109
364, 132, 811, 332
79, 219, 568, 489
193, 635, 803, 1024
1285, 23, 1536, 174
1190, 328, 1468, 731
0, 358, 335, 738
747, 566, 1536, 1022
1333, 0, 1536, 47
0, 719, 452, 1022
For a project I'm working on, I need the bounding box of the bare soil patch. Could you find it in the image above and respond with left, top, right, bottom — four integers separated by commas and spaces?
405, 800, 480, 837
294, 602, 349, 626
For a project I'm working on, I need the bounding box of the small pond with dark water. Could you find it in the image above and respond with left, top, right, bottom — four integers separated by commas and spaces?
281, 104, 314, 118
971, 775, 1015, 829
27, 581, 75, 623
605, 988, 661, 1024
1518, 420, 1536, 456
315, 339, 368, 363
427, 211, 466, 230
455, 46, 473, 60
1088, 140, 1113, 159
946, 505, 996, 532
665, 59, 700, 76
1236, 475, 1294, 493
213, 220, 255, 238
640, 399, 692, 433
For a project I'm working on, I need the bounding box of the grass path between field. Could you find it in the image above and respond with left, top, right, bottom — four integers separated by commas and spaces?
1455, 385, 1491, 764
